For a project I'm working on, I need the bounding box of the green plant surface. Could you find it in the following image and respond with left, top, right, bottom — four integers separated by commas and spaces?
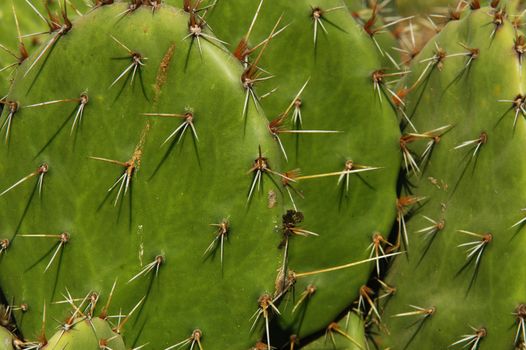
395, 0, 457, 16
0, 0, 90, 96
344, 0, 401, 68
43, 318, 126, 350
395, 0, 521, 16
303, 312, 366, 350
378, 5, 526, 349
0, 1, 38, 96
208, 0, 401, 339
0, 3, 284, 349
0, 327, 12, 350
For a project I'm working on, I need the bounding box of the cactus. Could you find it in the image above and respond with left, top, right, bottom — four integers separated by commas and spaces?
0, 2, 283, 349
207, 0, 402, 340
0, 326, 13, 350
395, 0, 456, 16
0, 2, 34, 96
395, 0, 521, 17
348, 1, 402, 67
0, 1, 90, 99
44, 318, 126, 350
376, 2, 526, 349
303, 312, 366, 350
0, 1, 45, 52
0, 1, 403, 349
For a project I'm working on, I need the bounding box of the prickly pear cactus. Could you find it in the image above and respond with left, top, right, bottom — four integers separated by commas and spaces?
378, 3, 526, 349
303, 312, 366, 350
0, 1, 43, 51
396, 0, 519, 15
0, 2, 33, 96
0, 1, 404, 349
395, 0, 456, 15
207, 0, 401, 340
345, 0, 401, 67
0, 0, 90, 97
0, 327, 12, 350
45, 318, 126, 350
0, 2, 284, 349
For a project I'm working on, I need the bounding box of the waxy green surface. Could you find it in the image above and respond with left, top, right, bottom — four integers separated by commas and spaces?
396, 0, 520, 16
395, 0, 456, 15
0, 3, 284, 349
380, 7, 526, 349
0, 327, 12, 350
303, 313, 366, 350
0, 0, 39, 96
44, 318, 126, 350
209, 0, 401, 339
0, 0, 91, 94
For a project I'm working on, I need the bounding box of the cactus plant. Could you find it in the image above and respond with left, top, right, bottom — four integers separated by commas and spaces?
303, 312, 366, 350
207, 0, 402, 340
0, 2, 34, 97
395, 0, 521, 15
0, 326, 13, 350
0, 0, 90, 101
376, 2, 526, 349
45, 318, 127, 350
395, 0, 457, 16
0, 0, 403, 349
0, 2, 284, 349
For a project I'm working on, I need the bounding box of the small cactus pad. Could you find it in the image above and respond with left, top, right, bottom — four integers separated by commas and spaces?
303, 312, 366, 350
44, 318, 126, 350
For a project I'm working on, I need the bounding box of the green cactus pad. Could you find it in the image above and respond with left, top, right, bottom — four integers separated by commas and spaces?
44, 318, 126, 350
208, 0, 401, 339
379, 4, 526, 349
0, 327, 12, 350
303, 312, 366, 350
395, 0, 456, 15
0, 0, 90, 96
0, 3, 284, 349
